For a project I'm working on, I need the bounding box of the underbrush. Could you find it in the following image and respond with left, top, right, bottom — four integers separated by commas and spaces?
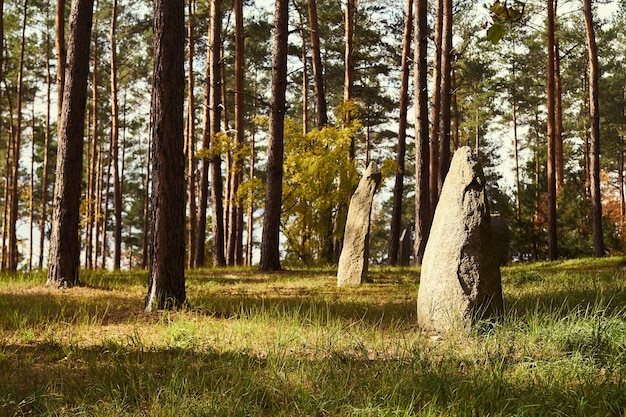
1, 257, 625, 416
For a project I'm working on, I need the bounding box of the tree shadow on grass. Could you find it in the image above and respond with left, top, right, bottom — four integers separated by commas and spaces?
0, 289, 146, 330
1, 338, 625, 416
190, 292, 417, 328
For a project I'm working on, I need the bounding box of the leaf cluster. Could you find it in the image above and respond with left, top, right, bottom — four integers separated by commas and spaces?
486, 1, 525, 43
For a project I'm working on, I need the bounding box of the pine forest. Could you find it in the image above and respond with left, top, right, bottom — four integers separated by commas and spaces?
0, 0, 624, 276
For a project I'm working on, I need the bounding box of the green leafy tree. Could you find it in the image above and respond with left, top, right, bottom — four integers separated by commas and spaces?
281, 121, 359, 264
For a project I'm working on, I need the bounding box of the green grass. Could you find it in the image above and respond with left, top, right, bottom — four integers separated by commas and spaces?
1, 258, 626, 416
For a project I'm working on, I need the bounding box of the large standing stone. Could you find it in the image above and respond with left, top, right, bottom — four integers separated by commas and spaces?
337, 162, 382, 287
417, 147, 503, 332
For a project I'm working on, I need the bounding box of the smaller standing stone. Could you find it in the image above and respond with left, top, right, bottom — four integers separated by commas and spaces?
337, 162, 382, 286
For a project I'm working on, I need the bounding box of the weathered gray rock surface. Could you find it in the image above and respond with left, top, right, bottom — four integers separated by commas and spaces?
337, 162, 382, 287
417, 147, 504, 332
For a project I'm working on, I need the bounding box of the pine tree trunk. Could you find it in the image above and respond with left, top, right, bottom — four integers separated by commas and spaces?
546, 0, 558, 260
619, 85, 626, 223
95, 138, 104, 267
40, 1, 51, 269
259, 0, 289, 272
414, 0, 430, 265
55, 0, 66, 135
533, 112, 541, 260
512, 81, 521, 221
429, 0, 443, 210
451, 69, 459, 149
145, 0, 186, 311
0, 98, 15, 271
246, 117, 255, 266
583, 0, 605, 258
47, 0, 94, 287
617, 136, 626, 223
227, 0, 245, 266
28, 106, 34, 271
195, 0, 225, 267
194, 8, 212, 268
344, 0, 355, 107
2, 155, 8, 270
555, 35, 564, 192
8, 0, 28, 271
86, 15, 98, 269
110, 0, 122, 270
344, 0, 355, 158
101, 135, 112, 269
210, 1, 226, 267
0, 0, 4, 270
297, 6, 308, 134
141, 106, 151, 269
308, 0, 327, 127
437, 0, 452, 193
388, 0, 412, 266
186, 0, 197, 268
582, 69, 591, 198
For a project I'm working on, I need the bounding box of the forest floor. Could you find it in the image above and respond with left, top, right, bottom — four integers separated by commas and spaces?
1, 258, 626, 416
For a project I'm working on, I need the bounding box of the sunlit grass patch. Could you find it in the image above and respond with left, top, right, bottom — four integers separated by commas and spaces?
1, 257, 626, 415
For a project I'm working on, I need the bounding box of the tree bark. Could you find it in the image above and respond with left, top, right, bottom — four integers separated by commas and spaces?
28, 106, 34, 271
546, 0, 558, 260
555, 34, 564, 192
145, 0, 186, 311
186, 0, 197, 268
246, 113, 256, 266
298, 6, 308, 135
512, 79, 521, 221
344, 0, 355, 106
259, 0, 289, 272
227, 0, 245, 266
582, 69, 590, 198
8, 0, 28, 271
533, 112, 541, 260
55, 0, 66, 135
583, 0, 605, 257
414, 0, 430, 265
86, 12, 99, 269
1, 119, 9, 269
195, 0, 225, 267
451, 69, 459, 150
429, 0, 443, 210
388, 0, 412, 265
110, 0, 122, 270
437, 0, 452, 193
308, 0, 327, 127
47, 0, 94, 288
619, 85, 626, 223
40, 0, 52, 269
95, 133, 104, 267
344, 0, 355, 157
141, 101, 151, 269
101, 138, 111, 269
